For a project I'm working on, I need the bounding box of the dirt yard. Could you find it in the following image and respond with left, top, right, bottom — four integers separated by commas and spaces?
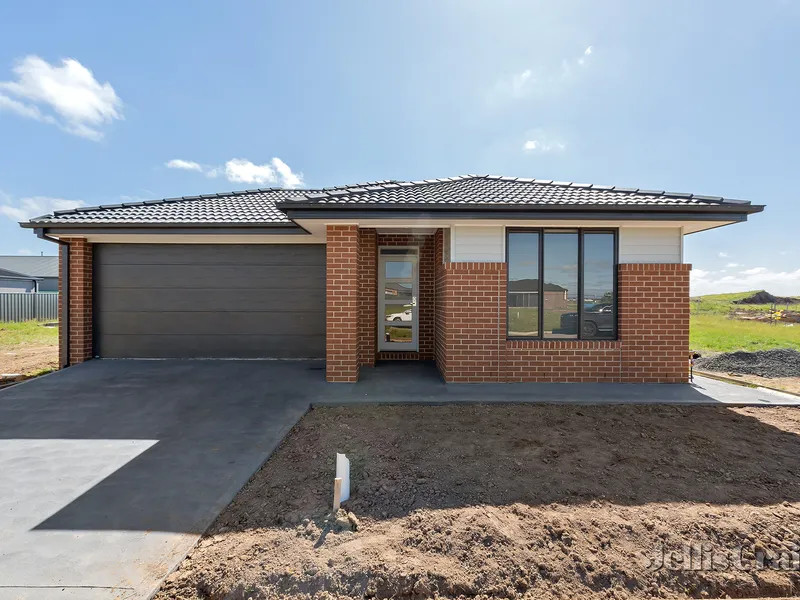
0, 321, 58, 379
157, 405, 800, 600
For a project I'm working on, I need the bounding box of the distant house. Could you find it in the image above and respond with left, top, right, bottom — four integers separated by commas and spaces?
0, 267, 42, 293
0, 256, 59, 292
508, 279, 569, 310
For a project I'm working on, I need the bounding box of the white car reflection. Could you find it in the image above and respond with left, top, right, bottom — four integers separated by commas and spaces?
388, 309, 413, 322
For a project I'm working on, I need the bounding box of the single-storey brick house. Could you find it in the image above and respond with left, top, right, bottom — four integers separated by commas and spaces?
21, 175, 763, 383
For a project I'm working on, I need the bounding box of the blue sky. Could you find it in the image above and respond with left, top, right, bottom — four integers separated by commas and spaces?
0, 0, 797, 294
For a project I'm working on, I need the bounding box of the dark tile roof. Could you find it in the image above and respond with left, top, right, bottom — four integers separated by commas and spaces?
0, 256, 58, 277
24, 175, 757, 227
27, 181, 399, 225
285, 175, 751, 208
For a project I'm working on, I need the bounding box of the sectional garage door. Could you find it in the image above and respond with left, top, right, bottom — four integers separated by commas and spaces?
93, 244, 326, 358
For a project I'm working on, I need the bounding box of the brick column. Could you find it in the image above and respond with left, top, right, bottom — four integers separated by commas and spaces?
65, 238, 93, 365
358, 228, 377, 367
618, 263, 691, 383
326, 225, 359, 382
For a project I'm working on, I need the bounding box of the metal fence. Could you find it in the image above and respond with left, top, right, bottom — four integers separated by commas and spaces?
0, 293, 59, 322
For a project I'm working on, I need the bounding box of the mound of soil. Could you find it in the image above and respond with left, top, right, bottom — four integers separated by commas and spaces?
156, 405, 800, 600
694, 348, 800, 378
733, 291, 800, 305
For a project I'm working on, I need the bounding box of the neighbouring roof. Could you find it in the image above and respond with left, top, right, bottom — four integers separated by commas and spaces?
509, 279, 568, 293
21, 175, 762, 228
0, 256, 58, 278
0, 266, 41, 281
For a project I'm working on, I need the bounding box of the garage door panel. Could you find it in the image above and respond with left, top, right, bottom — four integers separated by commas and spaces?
96, 264, 325, 289
98, 310, 325, 336
94, 244, 326, 358
97, 243, 324, 266
99, 334, 326, 359
95, 287, 325, 312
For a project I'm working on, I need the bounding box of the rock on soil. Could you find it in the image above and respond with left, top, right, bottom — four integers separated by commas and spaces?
694, 348, 800, 378
154, 404, 800, 600
733, 290, 800, 305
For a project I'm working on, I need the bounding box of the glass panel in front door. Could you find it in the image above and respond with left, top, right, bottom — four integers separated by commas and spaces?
378, 251, 418, 351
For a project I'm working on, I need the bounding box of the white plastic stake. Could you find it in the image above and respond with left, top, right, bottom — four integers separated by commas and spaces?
336, 453, 350, 503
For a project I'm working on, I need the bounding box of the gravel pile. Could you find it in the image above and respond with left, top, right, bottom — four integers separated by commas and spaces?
695, 348, 800, 378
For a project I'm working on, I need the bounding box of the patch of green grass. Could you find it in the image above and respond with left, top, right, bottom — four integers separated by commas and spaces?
691, 290, 800, 316
691, 314, 800, 353
0, 321, 59, 349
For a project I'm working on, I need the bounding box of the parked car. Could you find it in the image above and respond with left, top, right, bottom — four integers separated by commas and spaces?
559, 303, 614, 337
388, 308, 413, 322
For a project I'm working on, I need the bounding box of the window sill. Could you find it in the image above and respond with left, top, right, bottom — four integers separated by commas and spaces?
507, 338, 621, 348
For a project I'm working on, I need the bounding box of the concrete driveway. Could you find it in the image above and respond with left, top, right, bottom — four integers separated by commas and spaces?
0, 360, 797, 600
0, 360, 326, 600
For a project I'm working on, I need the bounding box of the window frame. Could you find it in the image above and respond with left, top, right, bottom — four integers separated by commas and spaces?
505, 227, 619, 341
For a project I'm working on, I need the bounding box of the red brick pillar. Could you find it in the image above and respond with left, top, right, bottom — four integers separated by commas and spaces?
434, 229, 448, 379
326, 225, 359, 382
358, 228, 377, 367
65, 238, 93, 365
618, 264, 691, 383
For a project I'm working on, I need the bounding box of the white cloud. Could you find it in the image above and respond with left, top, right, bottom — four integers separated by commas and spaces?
489, 45, 593, 103
270, 157, 304, 189
691, 267, 800, 296
165, 159, 203, 172
522, 139, 566, 152
511, 69, 533, 96
718, 252, 729, 258
225, 159, 277, 185
0, 56, 123, 141
0, 195, 85, 222
16, 248, 34, 255
165, 157, 304, 188
726, 262, 741, 268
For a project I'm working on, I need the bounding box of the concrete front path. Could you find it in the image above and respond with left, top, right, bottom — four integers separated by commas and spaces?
0, 360, 797, 600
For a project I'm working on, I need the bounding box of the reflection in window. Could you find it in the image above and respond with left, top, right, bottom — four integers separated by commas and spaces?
384, 325, 412, 343
384, 282, 412, 302
506, 229, 617, 340
543, 232, 578, 339
582, 233, 615, 339
507, 232, 540, 336
385, 261, 413, 279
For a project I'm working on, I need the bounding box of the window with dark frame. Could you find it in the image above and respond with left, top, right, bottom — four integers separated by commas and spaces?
507, 229, 617, 340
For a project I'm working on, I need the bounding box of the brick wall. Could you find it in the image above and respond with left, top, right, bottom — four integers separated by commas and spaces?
433, 260, 690, 383
618, 263, 691, 383
61, 238, 93, 366
504, 340, 622, 382
326, 225, 359, 382
438, 262, 506, 382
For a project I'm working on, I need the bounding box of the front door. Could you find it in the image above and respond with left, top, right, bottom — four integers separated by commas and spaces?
378, 247, 419, 351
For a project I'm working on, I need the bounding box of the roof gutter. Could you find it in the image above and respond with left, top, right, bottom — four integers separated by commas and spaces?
280, 206, 763, 223
278, 202, 764, 215
35, 229, 68, 369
